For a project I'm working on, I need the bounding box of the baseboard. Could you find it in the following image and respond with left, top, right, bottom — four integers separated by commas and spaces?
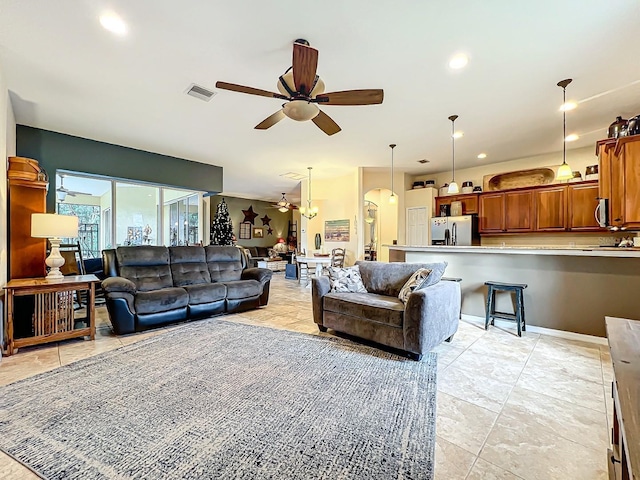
461, 314, 608, 346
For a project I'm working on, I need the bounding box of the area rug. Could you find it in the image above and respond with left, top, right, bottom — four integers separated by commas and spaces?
0, 319, 437, 479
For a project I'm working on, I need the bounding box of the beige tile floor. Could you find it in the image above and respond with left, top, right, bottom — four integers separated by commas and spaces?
0, 273, 612, 479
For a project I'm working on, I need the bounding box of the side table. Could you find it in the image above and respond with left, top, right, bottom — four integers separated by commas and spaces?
4, 274, 100, 355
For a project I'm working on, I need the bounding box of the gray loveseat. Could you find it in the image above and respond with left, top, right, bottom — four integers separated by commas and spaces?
312, 261, 460, 360
102, 245, 272, 335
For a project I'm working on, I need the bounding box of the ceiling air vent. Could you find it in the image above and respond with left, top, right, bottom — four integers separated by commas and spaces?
280, 172, 307, 181
186, 83, 216, 102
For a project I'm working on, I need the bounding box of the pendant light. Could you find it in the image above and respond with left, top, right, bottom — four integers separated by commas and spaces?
389, 144, 397, 204
447, 115, 460, 194
299, 167, 318, 219
556, 78, 574, 181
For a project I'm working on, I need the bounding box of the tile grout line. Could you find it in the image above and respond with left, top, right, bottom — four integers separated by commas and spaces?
473, 332, 541, 477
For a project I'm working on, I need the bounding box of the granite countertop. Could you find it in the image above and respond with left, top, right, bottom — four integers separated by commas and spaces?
386, 245, 640, 258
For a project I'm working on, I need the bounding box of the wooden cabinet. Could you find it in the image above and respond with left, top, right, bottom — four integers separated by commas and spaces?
8, 178, 48, 279
535, 186, 567, 231
479, 193, 505, 233
479, 181, 602, 235
619, 138, 640, 228
504, 190, 534, 232
435, 193, 479, 215
568, 182, 601, 231
605, 317, 640, 480
598, 136, 640, 229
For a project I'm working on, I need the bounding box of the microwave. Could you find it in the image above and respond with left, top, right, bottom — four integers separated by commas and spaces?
596, 198, 608, 227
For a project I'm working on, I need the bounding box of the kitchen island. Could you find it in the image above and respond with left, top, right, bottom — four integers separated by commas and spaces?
388, 245, 640, 337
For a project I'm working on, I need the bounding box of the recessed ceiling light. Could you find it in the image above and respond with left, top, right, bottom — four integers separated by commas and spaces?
560, 101, 576, 112
565, 134, 579, 142
477, 153, 487, 159
449, 54, 469, 69
452, 131, 464, 139
100, 12, 127, 36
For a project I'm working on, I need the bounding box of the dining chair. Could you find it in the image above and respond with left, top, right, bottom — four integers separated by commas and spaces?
295, 249, 310, 286
331, 248, 346, 268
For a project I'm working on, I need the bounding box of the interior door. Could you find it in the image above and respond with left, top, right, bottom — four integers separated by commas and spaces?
406, 206, 428, 246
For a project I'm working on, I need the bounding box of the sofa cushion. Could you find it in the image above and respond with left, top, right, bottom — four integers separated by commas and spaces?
398, 268, 433, 303
223, 280, 261, 300
169, 246, 212, 286
328, 266, 367, 293
184, 283, 227, 305
357, 261, 448, 298
205, 246, 244, 282
134, 287, 189, 315
117, 246, 173, 292
323, 292, 405, 328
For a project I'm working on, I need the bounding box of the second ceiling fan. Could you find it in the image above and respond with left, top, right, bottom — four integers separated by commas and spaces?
216, 39, 384, 136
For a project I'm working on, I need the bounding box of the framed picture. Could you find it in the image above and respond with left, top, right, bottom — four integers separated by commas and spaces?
239, 222, 251, 240
253, 227, 264, 239
324, 219, 350, 242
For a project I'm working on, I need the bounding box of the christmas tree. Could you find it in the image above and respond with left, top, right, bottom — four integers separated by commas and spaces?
211, 198, 234, 245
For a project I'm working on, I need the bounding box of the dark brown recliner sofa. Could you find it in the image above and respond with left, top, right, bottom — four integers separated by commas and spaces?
102, 245, 272, 335
312, 261, 460, 360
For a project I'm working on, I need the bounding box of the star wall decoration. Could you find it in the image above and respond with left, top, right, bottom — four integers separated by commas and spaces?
267, 227, 273, 235
242, 206, 258, 225
260, 215, 272, 226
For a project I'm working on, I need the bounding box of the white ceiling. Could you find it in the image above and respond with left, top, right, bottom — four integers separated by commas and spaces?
2, 0, 640, 204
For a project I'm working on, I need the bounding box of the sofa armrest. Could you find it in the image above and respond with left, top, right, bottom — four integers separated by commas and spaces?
241, 267, 272, 285
403, 280, 460, 355
102, 276, 137, 295
311, 276, 331, 326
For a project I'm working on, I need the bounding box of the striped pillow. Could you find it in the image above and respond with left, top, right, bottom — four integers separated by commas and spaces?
398, 268, 433, 303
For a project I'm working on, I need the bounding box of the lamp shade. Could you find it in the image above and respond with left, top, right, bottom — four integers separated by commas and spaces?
31, 213, 79, 239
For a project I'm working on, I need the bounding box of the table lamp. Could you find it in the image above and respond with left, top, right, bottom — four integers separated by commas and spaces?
31, 213, 79, 280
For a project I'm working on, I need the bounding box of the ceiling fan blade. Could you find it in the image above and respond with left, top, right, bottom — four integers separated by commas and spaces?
315, 89, 384, 106
215, 81, 288, 100
292, 43, 318, 96
312, 110, 341, 136
255, 110, 286, 130
69, 190, 92, 196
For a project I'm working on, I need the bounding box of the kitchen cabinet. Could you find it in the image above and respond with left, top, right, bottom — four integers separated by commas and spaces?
598, 136, 640, 229
568, 182, 601, 231
478, 181, 601, 234
435, 193, 479, 215
479, 193, 505, 233
535, 186, 566, 231
504, 190, 534, 232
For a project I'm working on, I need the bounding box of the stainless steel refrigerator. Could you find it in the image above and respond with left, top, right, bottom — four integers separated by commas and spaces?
430, 215, 480, 246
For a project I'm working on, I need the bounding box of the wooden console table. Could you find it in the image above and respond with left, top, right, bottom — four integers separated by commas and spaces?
606, 316, 640, 479
4, 275, 99, 356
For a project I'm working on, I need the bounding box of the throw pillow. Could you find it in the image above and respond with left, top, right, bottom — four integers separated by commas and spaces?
398, 268, 433, 303
328, 266, 367, 293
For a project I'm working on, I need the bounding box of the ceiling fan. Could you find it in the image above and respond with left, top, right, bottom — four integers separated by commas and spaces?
57, 174, 91, 202
216, 39, 384, 136
271, 193, 299, 212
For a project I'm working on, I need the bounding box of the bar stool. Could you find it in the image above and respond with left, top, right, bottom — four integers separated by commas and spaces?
484, 281, 527, 337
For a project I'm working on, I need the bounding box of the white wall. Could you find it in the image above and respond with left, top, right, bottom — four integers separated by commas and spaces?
301, 170, 359, 265
1, 64, 17, 288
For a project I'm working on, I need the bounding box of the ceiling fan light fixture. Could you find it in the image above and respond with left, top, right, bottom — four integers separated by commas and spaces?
57, 190, 67, 202
283, 100, 319, 121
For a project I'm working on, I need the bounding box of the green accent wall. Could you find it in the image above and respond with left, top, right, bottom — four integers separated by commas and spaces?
211, 196, 293, 248
16, 125, 223, 212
